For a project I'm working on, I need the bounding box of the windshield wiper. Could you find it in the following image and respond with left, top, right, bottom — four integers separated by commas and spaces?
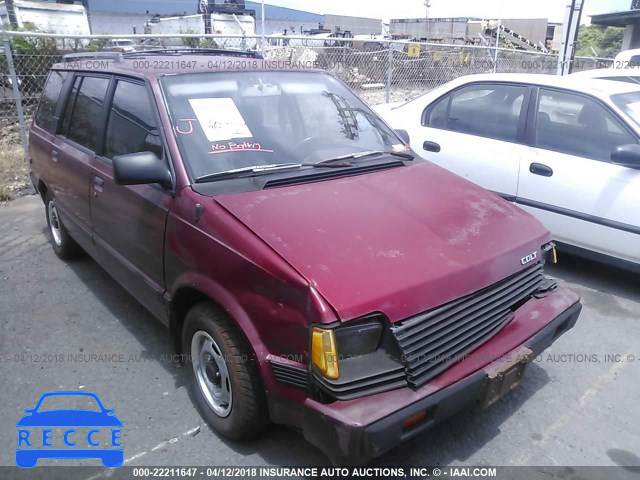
315, 150, 381, 166
194, 150, 415, 183
385, 150, 415, 160
194, 163, 303, 183
316, 149, 415, 165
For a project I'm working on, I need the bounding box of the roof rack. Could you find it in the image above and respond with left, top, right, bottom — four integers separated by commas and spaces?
123, 48, 262, 59
62, 52, 123, 63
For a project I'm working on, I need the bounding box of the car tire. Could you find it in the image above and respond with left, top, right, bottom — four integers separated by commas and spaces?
182, 301, 268, 441
44, 191, 82, 260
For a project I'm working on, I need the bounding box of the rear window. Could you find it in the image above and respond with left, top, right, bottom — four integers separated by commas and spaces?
35, 70, 68, 133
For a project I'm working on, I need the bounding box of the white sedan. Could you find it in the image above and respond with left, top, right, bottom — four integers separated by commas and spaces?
374, 73, 640, 271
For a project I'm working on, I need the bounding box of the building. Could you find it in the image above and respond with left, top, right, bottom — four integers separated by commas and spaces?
0, 0, 90, 35
31, 0, 374, 36
390, 17, 469, 43
591, 2, 640, 50
500, 18, 548, 46
323, 14, 382, 35
390, 16, 552, 50
244, 1, 322, 35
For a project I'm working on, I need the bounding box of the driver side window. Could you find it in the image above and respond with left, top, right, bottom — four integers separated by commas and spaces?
535, 89, 635, 162
104, 80, 163, 159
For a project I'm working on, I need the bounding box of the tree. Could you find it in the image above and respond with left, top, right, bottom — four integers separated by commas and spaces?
576, 25, 624, 58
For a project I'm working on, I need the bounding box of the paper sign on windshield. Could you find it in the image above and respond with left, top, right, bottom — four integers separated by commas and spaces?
188, 98, 253, 142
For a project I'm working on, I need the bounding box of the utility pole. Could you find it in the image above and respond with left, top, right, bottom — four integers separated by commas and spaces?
5, 0, 18, 28
424, 0, 431, 19
199, 0, 211, 35
557, 0, 584, 75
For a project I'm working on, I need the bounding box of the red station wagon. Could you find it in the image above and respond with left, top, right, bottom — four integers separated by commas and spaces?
29, 49, 582, 464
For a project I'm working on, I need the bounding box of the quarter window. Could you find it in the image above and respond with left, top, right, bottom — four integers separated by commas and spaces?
104, 81, 163, 159
35, 70, 68, 133
65, 76, 110, 152
535, 89, 635, 161
629, 55, 640, 67
425, 83, 526, 142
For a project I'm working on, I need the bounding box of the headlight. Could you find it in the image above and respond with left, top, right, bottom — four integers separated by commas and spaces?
334, 315, 383, 356
310, 314, 406, 401
311, 327, 339, 379
311, 315, 384, 380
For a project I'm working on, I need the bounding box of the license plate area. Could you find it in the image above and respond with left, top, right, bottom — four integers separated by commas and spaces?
479, 346, 532, 409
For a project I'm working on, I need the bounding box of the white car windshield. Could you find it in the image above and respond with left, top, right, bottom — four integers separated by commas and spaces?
161, 71, 402, 180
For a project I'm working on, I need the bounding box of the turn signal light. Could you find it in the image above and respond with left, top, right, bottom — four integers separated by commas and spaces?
311, 327, 339, 379
402, 410, 427, 431
542, 242, 558, 264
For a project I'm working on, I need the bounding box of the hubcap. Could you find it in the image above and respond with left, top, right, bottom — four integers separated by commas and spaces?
191, 330, 232, 417
48, 201, 62, 247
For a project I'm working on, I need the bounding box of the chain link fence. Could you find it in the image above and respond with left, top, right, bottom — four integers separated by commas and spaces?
0, 31, 614, 155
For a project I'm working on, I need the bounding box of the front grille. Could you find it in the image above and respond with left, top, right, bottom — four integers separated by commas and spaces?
391, 263, 544, 388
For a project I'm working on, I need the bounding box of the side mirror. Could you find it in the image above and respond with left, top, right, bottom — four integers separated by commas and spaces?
113, 152, 172, 188
394, 129, 410, 145
611, 144, 640, 169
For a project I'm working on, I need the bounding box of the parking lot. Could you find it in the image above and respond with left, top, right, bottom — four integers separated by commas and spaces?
1, 194, 639, 475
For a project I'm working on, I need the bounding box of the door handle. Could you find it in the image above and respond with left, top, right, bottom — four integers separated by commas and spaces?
93, 176, 104, 195
51, 150, 58, 162
423, 141, 441, 153
529, 163, 553, 177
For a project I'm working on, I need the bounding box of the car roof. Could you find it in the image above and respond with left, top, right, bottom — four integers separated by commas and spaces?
571, 68, 640, 79
52, 50, 323, 79
451, 72, 640, 97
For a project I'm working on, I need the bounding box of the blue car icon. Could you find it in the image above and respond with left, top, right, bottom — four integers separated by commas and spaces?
16, 391, 123, 468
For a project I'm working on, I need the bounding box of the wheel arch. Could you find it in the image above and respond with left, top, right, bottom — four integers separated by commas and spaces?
167, 277, 270, 370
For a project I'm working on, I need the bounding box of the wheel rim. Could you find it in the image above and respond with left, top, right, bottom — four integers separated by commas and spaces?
48, 201, 62, 247
191, 330, 232, 417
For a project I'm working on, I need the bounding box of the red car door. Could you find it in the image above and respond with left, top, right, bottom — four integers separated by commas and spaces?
89, 78, 172, 321
52, 74, 112, 254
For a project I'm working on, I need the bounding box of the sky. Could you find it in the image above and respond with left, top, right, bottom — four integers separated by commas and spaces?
259, 0, 631, 24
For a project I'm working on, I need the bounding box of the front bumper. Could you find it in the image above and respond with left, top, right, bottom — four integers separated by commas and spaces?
291, 289, 581, 464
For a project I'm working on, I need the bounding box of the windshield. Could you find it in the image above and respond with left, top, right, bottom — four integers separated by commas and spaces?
160, 71, 404, 179
612, 91, 640, 130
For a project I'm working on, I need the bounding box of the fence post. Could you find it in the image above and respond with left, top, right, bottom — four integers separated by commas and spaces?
385, 41, 393, 103
493, 20, 500, 73
3, 33, 29, 161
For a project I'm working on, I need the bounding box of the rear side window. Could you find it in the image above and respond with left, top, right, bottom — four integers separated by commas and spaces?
64, 76, 110, 152
425, 83, 526, 143
60, 76, 81, 137
35, 70, 68, 133
104, 80, 163, 159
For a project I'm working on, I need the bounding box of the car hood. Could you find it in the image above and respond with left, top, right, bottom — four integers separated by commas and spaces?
16, 410, 123, 427
215, 162, 550, 323
371, 101, 404, 115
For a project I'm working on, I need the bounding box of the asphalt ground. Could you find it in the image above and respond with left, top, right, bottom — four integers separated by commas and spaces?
1, 195, 639, 479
